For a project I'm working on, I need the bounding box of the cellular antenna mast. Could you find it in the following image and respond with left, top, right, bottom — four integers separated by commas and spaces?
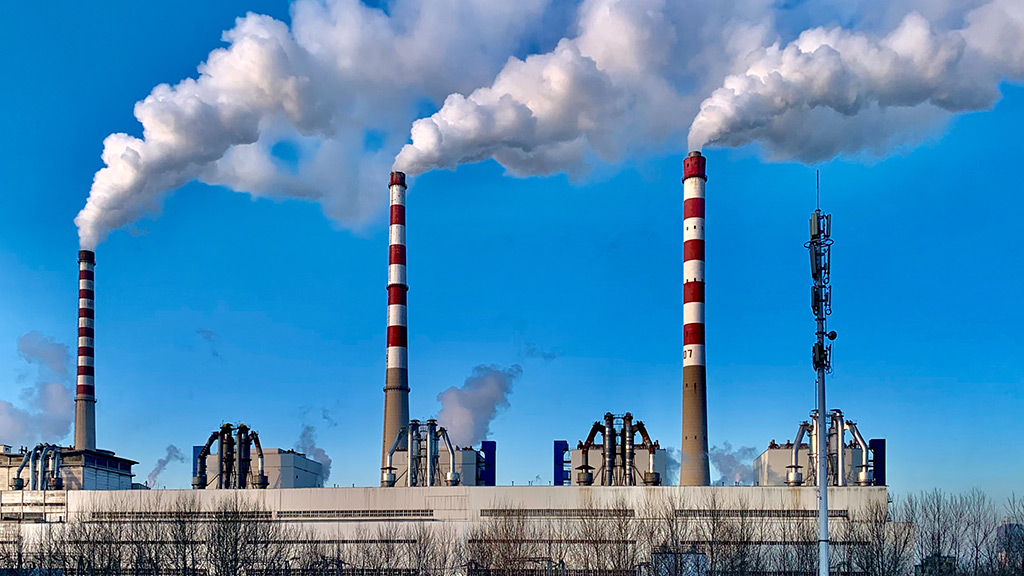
806, 177, 836, 576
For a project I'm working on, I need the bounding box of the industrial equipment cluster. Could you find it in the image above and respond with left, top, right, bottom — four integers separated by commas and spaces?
0, 153, 888, 558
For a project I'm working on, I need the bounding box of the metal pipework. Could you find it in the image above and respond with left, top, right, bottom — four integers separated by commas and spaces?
634, 421, 661, 486
846, 420, 873, 486
831, 410, 846, 486
439, 427, 460, 486
28, 444, 42, 490
217, 424, 236, 489
623, 412, 635, 486
193, 431, 219, 489
603, 412, 616, 486
407, 419, 421, 487
49, 449, 63, 490
787, 421, 810, 486
381, 426, 406, 487
248, 431, 268, 489
576, 422, 602, 486
38, 445, 55, 491
426, 419, 438, 487
11, 449, 31, 490
236, 424, 251, 489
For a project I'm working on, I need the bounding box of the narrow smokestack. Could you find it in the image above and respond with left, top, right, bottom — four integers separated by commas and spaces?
681, 151, 710, 486
382, 171, 410, 466
75, 250, 97, 451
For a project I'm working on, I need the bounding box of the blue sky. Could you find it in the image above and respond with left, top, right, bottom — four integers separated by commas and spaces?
1, 1, 1022, 499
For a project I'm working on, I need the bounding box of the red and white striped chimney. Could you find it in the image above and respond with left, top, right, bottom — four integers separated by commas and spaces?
681, 151, 710, 486
382, 171, 410, 466
75, 249, 97, 451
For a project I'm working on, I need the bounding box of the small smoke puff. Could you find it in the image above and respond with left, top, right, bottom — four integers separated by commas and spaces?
0, 332, 74, 446
148, 445, 185, 487
709, 441, 757, 485
521, 342, 560, 362
665, 447, 682, 486
437, 364, 521, 448
18, 331, 71, 382
295, 424, 333, 482
195, 328, 221, 359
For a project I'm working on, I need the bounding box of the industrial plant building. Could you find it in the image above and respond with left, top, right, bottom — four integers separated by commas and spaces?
0, 155, 893, 574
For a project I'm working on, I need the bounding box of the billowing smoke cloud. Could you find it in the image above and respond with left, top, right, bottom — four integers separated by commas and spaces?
709, 441, 757, 485
76, 0, 1024, 245
0, 332, 73, 446
74, 0, 551, 249
688, 0, 1024, 161
295, 424, 333, 482
395, 0, 706, 176
148, 445, 185, 487
399, 0, 1024, 172
437, 364, 521, 447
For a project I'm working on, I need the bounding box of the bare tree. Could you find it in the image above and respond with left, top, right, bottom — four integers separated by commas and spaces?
845, 496, 914, 576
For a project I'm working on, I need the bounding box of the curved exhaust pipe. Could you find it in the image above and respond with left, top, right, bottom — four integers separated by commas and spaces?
38, 445, 55, 491
633, 421, 661, 486
249, 431, 268, 489
192, 431, 219, 489
28, 444, 43, 490
439, 427, 460, 486
11, 449, 32, 490
787, 421, 810, 486
576, 422, 602, 486
846, 420, 873, 486
381, 426, 407, 487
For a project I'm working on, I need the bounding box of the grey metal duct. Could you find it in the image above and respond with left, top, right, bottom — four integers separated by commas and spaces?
623, 412, 635, 486
192, 431, 219, 489
439, 427, 460, 486
846, 420, 873, 486
603, 412, 616, 486
576, 422, 602, 486
787, 421, 810, 486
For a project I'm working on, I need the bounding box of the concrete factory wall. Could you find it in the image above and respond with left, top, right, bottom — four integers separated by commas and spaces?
2, 485, 888, 543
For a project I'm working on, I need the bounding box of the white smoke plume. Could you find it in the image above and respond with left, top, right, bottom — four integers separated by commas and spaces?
398, 0, 1024, 172
295, 424, 333, 482
688, 0, 1024, 161
0, 332, 74, 447
148, 444, 185, 487
709, 441, 758, 485
74, 0, 551, 249
437, 364, 521, 448
76, 0, 1024, 245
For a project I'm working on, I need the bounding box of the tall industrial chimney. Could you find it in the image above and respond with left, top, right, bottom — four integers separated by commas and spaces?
382, 171, 410, 466
75, 249, 97, 451
681, 151, 710, 486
